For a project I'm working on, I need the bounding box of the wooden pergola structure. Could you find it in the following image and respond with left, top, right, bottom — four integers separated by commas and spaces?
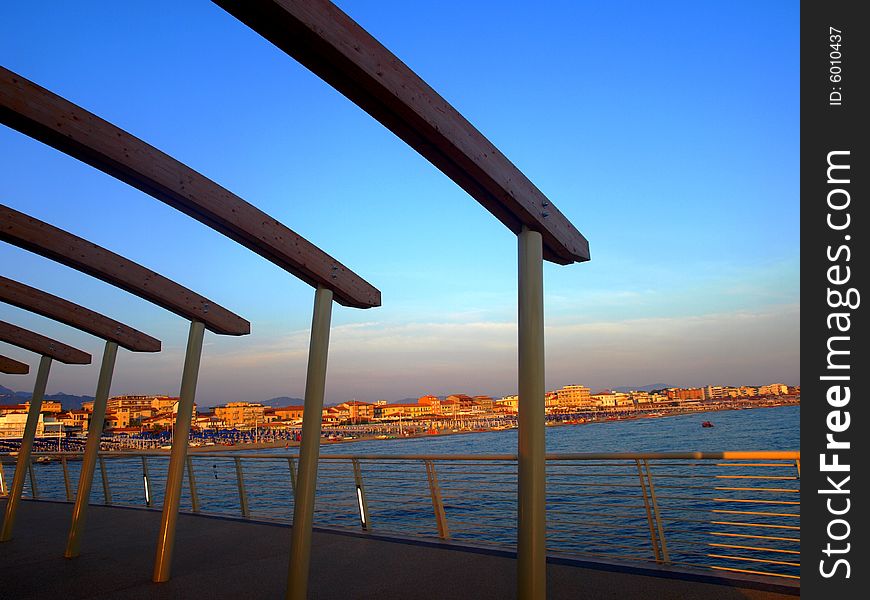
0, 275, 159, 553
1, 2, 589, 599
0, 320, 91, 540
0, 355, 29, 375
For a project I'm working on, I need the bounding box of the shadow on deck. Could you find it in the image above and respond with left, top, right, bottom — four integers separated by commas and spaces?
0, 499, 797, 599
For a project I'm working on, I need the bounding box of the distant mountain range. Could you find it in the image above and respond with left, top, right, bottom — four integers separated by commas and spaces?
0, 385, 95, 410
259, 396, 305, 408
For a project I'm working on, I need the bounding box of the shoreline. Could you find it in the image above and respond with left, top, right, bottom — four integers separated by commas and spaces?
4, 401, 799, 456
129, 400, 800, 454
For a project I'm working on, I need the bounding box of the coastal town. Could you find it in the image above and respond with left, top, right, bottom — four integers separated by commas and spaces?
0, 383, 800, 447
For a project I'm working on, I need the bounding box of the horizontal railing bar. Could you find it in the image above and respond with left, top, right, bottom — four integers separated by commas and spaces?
712, 498, 800, 505
546, 519, 650, 531
708, 543, 800, 555
443, 512, 515, 523
548, 548, 654, 560
27, 451, 800, 461
440, 485, 515, 493
548, 551, 655, 562
714, 487, 800, 493
713, 475, 798, 480
706, 553, 800, 567
447, 520, 511, 531
712, 509, 799, 518
546, 529, 650, 541
710, 520, 800, 530
707, 531, 800, 543
546, 482, 645, 489
657, 482, 798, 491
365, 490, 431, 498
714, 463, 799, 467
708, 565, 800, 580
655, 493, 797, 503
547, 541, 651, 553
354, 471, 432, 477
546, 509, 648, 519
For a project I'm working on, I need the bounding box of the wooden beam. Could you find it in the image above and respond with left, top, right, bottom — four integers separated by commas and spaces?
0, 354, 29, 374
0, 321, 91, 364
0, 276, 161, 353
0, 67, 381, 309
211, 0, 590, 265
0, 205, 250, 336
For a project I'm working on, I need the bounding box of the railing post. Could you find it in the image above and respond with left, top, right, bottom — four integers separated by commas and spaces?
28, 461, 39, 500
142, 456, 153, 507
234, 457, 250, 518
62, 457, 72, 501
424, 460, 450, 539
795, 459, 801, 479
286, 286, 333, 600
186, 456, 199, 513
1, 354, 52, 542
351, 458, 370, 530
517, 226, 546, 600
287, 457, 297, 496
635, 459, 661, 562
0, 461, 7, 496
99, 456, 112, 505
65, 340, 118, 557
153, 320, 205, 583
643, 459, 670, 564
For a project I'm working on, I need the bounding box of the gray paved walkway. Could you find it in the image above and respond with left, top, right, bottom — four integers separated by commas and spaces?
0, 499, 797, 599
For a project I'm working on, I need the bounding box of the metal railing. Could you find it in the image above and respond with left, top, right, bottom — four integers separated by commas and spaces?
0, 450, 800, 580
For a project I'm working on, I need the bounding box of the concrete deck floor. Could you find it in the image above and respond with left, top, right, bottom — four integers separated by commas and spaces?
0, 499, 798, 599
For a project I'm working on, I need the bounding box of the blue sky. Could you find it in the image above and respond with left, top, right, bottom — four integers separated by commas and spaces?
0, 1, 799, 405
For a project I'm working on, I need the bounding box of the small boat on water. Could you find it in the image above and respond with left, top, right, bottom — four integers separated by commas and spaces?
702, 421, 714, 428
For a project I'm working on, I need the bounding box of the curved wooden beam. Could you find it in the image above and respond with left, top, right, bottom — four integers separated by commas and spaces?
211, 0, 590, 265
0, 66, 381, 309
0, 321, 91, 364
0, 354, 28, 374
0, 205, 250, 336
0, 276, 161, 353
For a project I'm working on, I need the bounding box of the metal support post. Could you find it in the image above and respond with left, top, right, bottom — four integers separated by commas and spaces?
286, 286, 333, 600
351, 458, 370, 530
99, 457, 112, 505
234, 457, 250, 518
142, 456, 153, 507
424, 460, 450, 539
287, 457, 297, 496
65, 341, 117, 557
0, 462, 7, 496
643, 459, 670, 563
62, 457, 72, 501
635, 459, 661, 562
28, 462, 39, 499
517, 226, 546, 600
1, 355, 52, 542
186, 456, 199, 513
153, 320, 205, 583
